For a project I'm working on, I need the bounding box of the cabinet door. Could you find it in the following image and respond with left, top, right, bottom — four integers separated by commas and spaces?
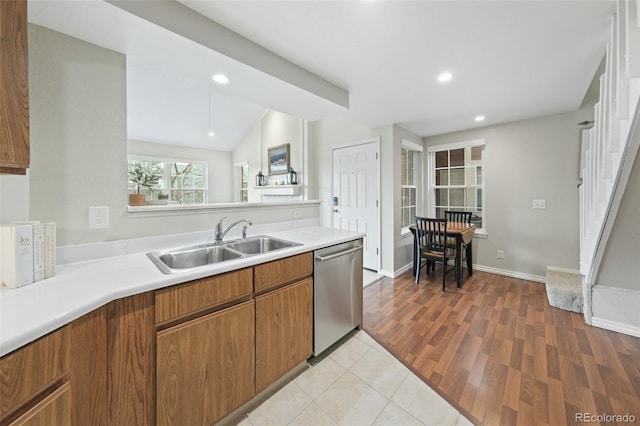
9, 382, 72, 426
255, 278, 313, 392
0, 326, 70, 420
0, 0, 29, 174
157, 300, 255, 426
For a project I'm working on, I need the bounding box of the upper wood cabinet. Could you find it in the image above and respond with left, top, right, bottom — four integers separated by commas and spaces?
0, 0, 30, 175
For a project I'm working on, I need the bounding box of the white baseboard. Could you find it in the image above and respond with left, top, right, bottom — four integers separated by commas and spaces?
472, 265, 546, 283
388, 263, 546, 283
591, 317, 640, 338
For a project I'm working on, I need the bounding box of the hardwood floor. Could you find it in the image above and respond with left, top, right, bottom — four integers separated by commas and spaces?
363, 269, 640, 426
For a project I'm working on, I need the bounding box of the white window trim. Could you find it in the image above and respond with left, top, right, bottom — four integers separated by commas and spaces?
127, 155, 209, 203
426, 139, 486, 235
401, 139, 423, 236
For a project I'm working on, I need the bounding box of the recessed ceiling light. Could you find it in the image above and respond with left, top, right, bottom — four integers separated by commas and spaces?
437, 72, 453, 83
212, 74, 229, 84
208, 131, 215, 137
475, 115, 486, 122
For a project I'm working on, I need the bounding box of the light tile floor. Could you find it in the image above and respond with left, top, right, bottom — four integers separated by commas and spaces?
235, 331, 473, 426
363, 269, 384, 288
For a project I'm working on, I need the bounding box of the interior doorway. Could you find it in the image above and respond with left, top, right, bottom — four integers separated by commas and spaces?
331, 138, 380, 271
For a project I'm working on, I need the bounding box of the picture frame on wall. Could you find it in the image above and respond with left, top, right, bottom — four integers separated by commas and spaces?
268, 143, 290, 175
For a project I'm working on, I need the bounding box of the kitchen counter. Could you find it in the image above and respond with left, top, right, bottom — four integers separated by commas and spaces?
0, 226, 364, 357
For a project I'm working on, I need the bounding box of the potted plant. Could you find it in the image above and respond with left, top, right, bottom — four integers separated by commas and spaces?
128, 163, 161, 206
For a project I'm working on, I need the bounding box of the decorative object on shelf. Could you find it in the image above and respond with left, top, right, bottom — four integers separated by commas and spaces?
158, 192, 169, 200
287, 167, 298, 185
256, 171, 266, 186
268, 143, 290, 175
128, 163, 161, 206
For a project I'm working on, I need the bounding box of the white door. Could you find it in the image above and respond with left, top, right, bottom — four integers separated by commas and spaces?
332, 140, 379, 271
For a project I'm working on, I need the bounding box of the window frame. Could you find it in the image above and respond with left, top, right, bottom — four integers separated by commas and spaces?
427, 139, 486, 234
127, 155, 209, 204
400, 139, 423, 236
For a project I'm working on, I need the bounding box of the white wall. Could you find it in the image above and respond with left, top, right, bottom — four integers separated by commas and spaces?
19, 24, 318, 248
591, 147, 640, 335
424, 111, 582, 279
128, 139, 232, 203
0, 174, 29, 223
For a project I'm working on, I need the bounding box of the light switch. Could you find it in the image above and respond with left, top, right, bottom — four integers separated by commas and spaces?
533, 200, 546, 210
89, 206, 109, 229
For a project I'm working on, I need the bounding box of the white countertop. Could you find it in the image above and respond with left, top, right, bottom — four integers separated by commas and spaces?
0, 226, 364, 357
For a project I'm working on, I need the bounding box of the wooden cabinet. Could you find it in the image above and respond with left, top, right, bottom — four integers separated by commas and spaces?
157, 301, 255, 426
2, 249, 321, 426
256, 277, 313, 392
254, 252, 312, 293
8, 383, 71, 426
0, 308, 107, 426
155, 268, 252, 326
0, 0, 30, 175
107, 293, 155, 426
0, 325, 70, 424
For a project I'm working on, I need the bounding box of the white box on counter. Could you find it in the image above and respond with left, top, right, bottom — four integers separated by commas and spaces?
0, 224, 34, 288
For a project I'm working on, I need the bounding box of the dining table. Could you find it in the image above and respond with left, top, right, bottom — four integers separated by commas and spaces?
410, 221, 476, 288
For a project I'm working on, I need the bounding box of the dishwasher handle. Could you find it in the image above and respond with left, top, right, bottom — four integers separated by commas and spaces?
314, 245, 363, 262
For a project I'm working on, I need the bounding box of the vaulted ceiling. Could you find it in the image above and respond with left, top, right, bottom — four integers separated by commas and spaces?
28, 0, 614, 150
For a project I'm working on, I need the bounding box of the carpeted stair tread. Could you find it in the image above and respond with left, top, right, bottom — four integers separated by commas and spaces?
545, 268, 583, 314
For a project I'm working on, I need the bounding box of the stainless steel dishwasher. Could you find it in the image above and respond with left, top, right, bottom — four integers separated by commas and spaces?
313, 239, 363, 356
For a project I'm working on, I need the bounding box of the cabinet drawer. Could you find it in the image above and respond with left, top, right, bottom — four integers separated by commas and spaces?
254, 252, 312, 293
0, 326, 70, 419
9, 382, 72, 426
155, 268, 253, 325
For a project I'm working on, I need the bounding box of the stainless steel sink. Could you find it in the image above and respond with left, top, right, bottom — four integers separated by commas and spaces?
147, 235, 300, 274
147, 245, 242, 274
225, 235, 300, 254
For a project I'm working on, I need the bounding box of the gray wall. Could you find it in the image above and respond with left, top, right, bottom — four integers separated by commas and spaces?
424, 111, 582, 278
28, 24, 127, 245
308, 116, 423, 276
19, 24, 317, 247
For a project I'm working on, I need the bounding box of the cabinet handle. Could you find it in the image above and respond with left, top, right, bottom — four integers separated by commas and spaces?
314, 245, 363, 262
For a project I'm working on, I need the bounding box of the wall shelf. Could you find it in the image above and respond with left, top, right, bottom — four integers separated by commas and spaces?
252, 185, 301, 196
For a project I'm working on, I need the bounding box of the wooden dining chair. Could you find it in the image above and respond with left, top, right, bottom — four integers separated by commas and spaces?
414, 217, 457, 291
444, 211, 472, 225
445, 211, 473, 278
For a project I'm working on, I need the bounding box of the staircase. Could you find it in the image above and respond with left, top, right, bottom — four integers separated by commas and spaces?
578, 0, 640, 323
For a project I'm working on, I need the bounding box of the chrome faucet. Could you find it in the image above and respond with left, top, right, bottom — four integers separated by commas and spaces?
214, 217, 253, 244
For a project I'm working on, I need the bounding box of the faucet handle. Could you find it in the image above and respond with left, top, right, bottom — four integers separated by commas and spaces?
216, 217, 227, 228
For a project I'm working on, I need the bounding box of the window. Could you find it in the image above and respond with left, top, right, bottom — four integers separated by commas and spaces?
428, 140, 485, 232
127, 157, 207, 204
240, 164, 249, 202
401, 140, 423, 232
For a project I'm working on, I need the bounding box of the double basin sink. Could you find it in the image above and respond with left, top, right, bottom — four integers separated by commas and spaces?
147, 235, 301, 274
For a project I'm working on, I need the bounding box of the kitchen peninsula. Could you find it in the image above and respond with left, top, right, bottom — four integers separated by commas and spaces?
0, 225, 364, 425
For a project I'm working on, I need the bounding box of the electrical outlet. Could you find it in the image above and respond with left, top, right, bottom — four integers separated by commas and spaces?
533, 199, 546, 210
292, 210, 303, 219
88, 206, 109, 229
497, 250, 504, 259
